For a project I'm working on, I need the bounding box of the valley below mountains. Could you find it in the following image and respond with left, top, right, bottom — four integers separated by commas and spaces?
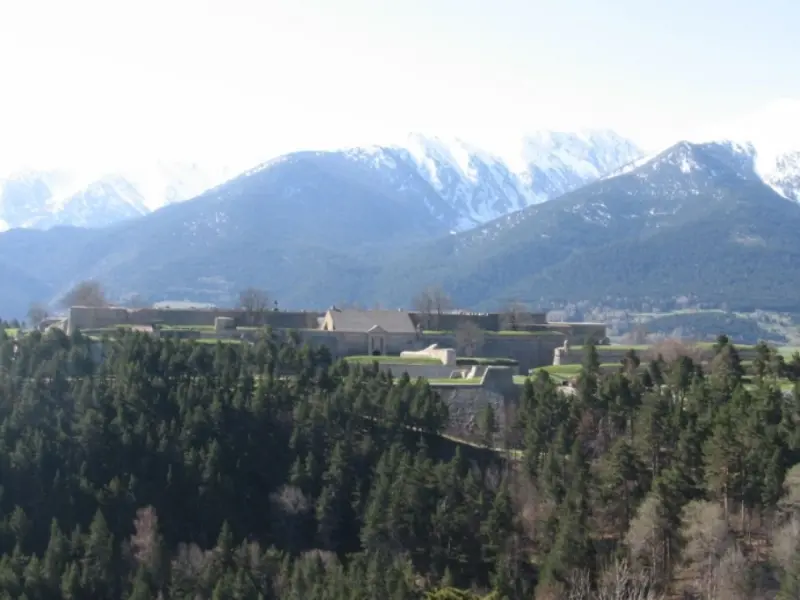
2, 131, 800, 319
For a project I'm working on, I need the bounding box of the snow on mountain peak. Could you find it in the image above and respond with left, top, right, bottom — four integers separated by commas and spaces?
0, 162, 234, 231
1, 129, 644, 233
682, 99, 800, 201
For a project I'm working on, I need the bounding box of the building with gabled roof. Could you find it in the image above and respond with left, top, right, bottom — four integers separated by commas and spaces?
320, 308, 417, 334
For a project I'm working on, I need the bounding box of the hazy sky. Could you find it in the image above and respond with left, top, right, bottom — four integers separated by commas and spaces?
0, 0, 798, 172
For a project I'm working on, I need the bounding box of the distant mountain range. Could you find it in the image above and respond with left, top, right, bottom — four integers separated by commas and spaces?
1, 131, 642, 233
2, 126, 800, 319
381, 140, 800, 312
0, 162, 235, 231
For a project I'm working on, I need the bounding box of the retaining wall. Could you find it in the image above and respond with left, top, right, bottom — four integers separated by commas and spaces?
555, 345, 761, 368
68, 306, 323, 333
373, 363, 484, 380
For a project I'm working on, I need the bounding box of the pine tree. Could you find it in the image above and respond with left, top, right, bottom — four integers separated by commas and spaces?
42, 518, 67, 591
477, 403, 498, 449
80, 509, 115, 597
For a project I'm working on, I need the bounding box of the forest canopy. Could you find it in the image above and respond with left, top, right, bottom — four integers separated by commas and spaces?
0, 328, 800, 598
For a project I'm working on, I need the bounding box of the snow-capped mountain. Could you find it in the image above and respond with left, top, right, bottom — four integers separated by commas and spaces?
340, 130, 643, 230
381, 137, 800, 311
0, 131, 643, 233
0, 162, 234, 231
756, 150, 800, 201
602, 137, 800, 205
681, 99, 800, 202
4, 136, 800, 318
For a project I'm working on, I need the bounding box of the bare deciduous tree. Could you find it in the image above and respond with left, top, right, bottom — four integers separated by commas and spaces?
596, 559, 662, 600
708, 546, 754, 600
772, 516, 800, 573
60, 280, 108, 308
564, 560, 663, 600
627, 323, 649, 345
27, 302, 49, 328
130, 506, 162, 574
779, 464, 800, 517
643, 338, 706, 364
171, 542, 212, 590
501, 300, 533, 331
625, 493, 666, 581
455, 320, 485, 357
680, 500, 732, 599
270, 485, 310, 516
239, 287, 271, 325
412, 286, 452, 330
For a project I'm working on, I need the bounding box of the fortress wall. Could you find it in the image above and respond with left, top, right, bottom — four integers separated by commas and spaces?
410, 312, 502, 331
557, 345, 759, 368
557, 348, 630, 366
407, 312, 549, 331
407, 313, 545, 331
262, 312, 324, 329
544, 323, 607, 344
69, 307, 323, 333
436, 384, 519, 440
295, 330, 368, 358
68, 307, 132, 333
400, 346, 455, 365
373, 363, 482, 380
481, 366, 519, 395
415, 333, 566, 372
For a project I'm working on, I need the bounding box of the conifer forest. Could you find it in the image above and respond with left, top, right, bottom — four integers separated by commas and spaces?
1, 328, 800, 599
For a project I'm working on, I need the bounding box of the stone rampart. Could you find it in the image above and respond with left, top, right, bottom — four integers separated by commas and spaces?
419, 333, 566, 371
68, 306, 323, 334
555, 345, 760, 368
538, 323, 607, 344
400, 344, 456, 365
408, 311, 548, 331
373, 363, 484, 380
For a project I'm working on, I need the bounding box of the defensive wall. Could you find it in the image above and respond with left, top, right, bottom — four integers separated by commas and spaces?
67, 306, 323, 333
366, 363, 519, 442
68, 306, 606, 371
555, 344, 761, 368
68, 307, 558, 335
407, 311, 547, 331
290, 330, 568, 372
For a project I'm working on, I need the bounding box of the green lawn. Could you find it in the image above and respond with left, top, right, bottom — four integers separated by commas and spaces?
533, 362, 622, 374
426, 377, 482, 385
104, 324, 214, 331
695, 341, 757, 350
456, 357, 518, 366
423, 330, 562, 337
571, 342, 764, 353
492, 330, 563, 336
780, 346, 800, 357
572, 344, 650, 352
195, 338, 243, 345
3, 328, 19, 337
344, 355, 441, 365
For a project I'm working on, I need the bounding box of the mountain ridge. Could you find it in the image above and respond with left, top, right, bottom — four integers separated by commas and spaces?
0, 130, 644, 232
3, 138, 800, 319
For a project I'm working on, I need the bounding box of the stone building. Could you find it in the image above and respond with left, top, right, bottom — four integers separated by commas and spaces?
319, 308, 417, 355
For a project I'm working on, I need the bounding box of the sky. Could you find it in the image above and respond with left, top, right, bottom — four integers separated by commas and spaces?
0, 0, 798, 174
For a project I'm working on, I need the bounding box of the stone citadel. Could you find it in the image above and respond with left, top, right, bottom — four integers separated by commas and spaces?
64, 305, 608, 373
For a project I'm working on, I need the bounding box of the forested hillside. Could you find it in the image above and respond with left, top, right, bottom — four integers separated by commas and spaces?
1, 329, 800, 598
